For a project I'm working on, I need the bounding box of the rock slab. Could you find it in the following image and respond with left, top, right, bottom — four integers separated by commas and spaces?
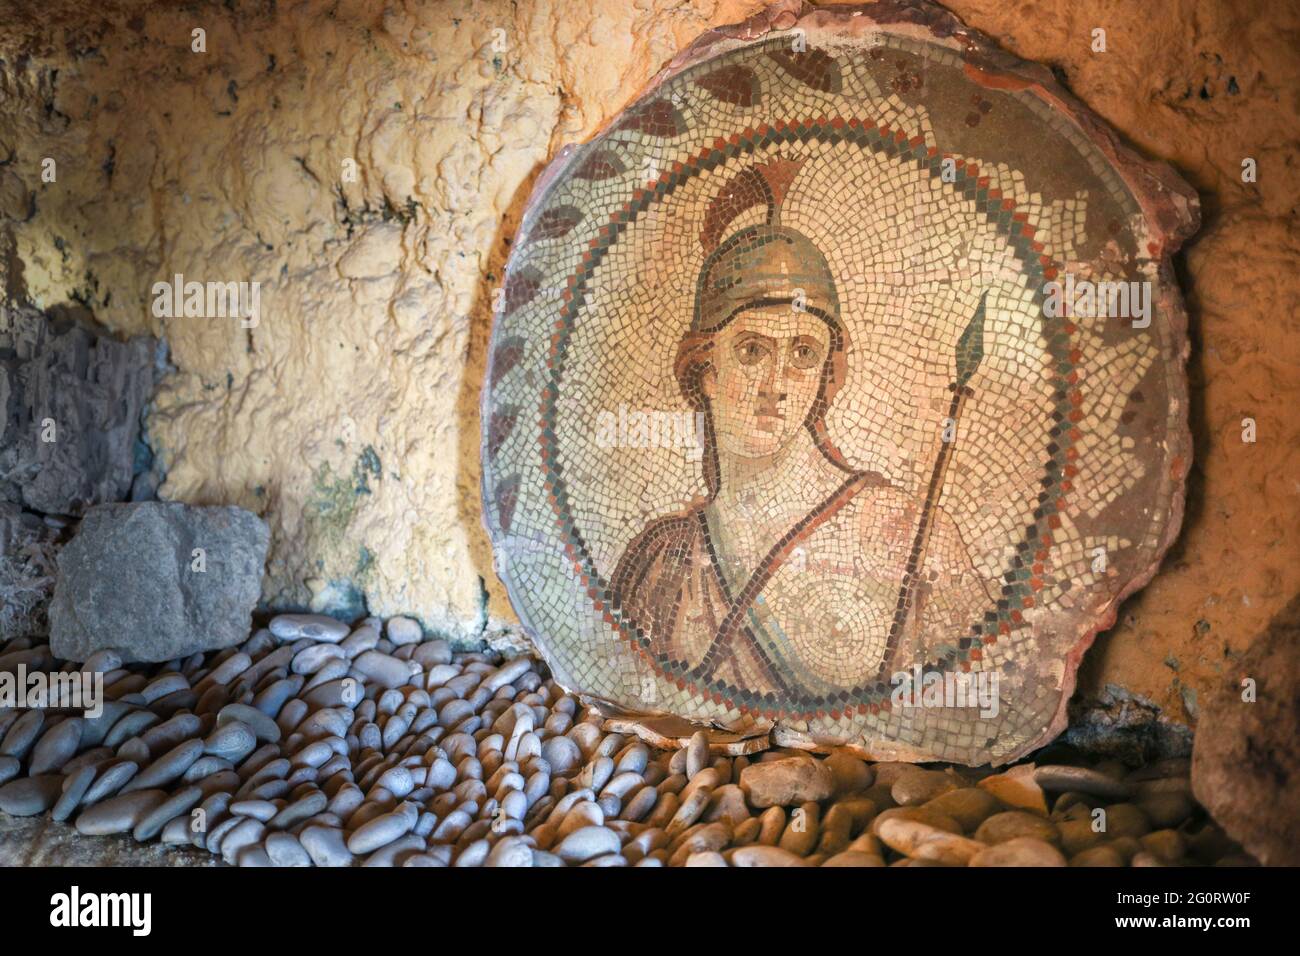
49, 502, 269, 663
1192, 593, 1300, 866
0, 304, 156, 515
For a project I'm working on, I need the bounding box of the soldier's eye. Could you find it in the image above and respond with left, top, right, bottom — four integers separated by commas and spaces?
790, 338, 823, 369
734, 338, 770, 366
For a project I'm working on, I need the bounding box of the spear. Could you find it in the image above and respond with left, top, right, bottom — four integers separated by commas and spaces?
876, 291, 988, 678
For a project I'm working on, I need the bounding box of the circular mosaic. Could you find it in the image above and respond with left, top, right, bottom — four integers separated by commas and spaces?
482, 2, 1196, 764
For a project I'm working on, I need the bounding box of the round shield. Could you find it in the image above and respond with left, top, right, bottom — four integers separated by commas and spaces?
481, 2, 1196, 764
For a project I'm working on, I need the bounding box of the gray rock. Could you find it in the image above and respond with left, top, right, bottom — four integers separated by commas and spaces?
0, 755, 19, 786
48, 502, 269, 663
0, 504, 61, 641
0, 304, 156, 516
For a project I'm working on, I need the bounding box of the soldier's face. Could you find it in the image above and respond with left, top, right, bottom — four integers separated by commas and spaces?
703, 307, 830, 460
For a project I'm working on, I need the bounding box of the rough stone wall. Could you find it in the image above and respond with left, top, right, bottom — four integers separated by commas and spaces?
0, 0, 1296, 732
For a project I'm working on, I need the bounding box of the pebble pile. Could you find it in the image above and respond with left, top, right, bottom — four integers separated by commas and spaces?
0, 616, 1257, 867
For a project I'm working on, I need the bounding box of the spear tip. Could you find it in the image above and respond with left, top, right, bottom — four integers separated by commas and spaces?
954, 290, 988, 389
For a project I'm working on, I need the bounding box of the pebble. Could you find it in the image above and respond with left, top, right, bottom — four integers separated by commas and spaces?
739, 756, 833, 808
52, 765, 98, 822
877, 817, 985, 865
1137, 792, 1194, 829
554, 825, 620, 863
0, 710, 44, 759
347, 803, 418, 855
29, 718, 82, 775
686, 851, 728, 867
1071, 845, 1127, 867
542, 736, 581, 774
268, 614, 351, 643
0, 775, 64, 815
103, 710, 158, 749
221, 818, 267, 865
0, 621, 1234, 870
970, 836, 1068, 867
685, 731, 709, 779
824, 750, 874, 795
133, 786, 204, 841
1034, 765, 1135, 800
1140, 829, 1187, 863
730, 845, 809, 867
123, 739, 204, 793
82, 760, 139, 804
891, 769, 961, 806
204, 721, 258, 763
216, 703, 281, 744
823, 850, 886, 867
922, 787, 999, 831
977, 764, 1048, 814
353, 651, 415, 690
386, 617, 423, 646
299, 825, 355, 867
974, 810, 1061, 846
82, 649, 123, 673
76, 790, 167, 835
871, 805, 962, 837
265, 832, 312, 867
291, 643, 345, 675
485, 836, 534, 867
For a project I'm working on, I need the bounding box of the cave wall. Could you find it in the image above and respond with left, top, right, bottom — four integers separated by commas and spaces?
0, 0, 1296, 731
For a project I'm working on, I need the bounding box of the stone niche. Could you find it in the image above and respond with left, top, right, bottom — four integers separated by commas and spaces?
482, 0, 1197, 766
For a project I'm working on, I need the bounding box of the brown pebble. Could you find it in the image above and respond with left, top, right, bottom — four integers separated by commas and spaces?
822, 850, 885, 867
1070, 845, 1126, 867
975, 810, 1061, 846
969, 836, 1066, 867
